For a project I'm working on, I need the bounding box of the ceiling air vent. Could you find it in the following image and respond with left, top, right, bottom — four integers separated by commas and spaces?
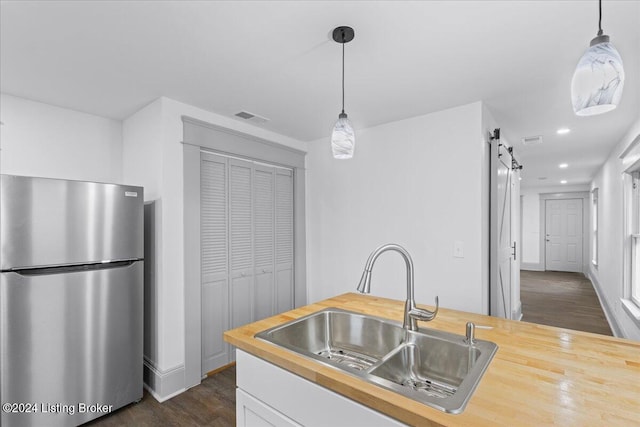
234, 111, 269, 124
521, 135, 543, 145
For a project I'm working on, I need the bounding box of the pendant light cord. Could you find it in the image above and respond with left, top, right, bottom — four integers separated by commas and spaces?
598, 0, 603, 36
341, 39, 345, 114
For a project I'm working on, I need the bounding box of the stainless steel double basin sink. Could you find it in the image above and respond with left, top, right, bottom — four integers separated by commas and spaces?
255, 308, 498, 414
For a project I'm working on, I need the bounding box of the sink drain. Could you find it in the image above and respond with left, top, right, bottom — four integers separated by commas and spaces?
316, 348, 378, 371
400, 378, 457, 398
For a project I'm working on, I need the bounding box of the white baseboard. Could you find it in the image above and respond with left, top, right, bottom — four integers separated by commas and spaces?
520, 262, 544, 271
143, 357, 186, 402
586, 271, 623, 338
513, 301, 523, 321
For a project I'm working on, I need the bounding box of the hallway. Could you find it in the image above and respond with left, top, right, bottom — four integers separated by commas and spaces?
520, 270, 613, 336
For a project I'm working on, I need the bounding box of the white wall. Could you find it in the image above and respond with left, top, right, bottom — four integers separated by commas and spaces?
121, 98, 165, 389
589, 118, 640, 341
122, 96, 307, 400
305, 102, 487, 314
0, 93, 307, 399
0, 93, 122, 182
521, 193, 540, 266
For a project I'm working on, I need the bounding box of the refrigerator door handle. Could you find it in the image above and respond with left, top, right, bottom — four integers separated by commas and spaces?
9, 260, 139, 277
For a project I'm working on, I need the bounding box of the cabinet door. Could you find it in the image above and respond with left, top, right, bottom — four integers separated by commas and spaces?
237, 389, 301, 427
236, 351, 406, 427
253, 165, 275, 321
275, 169, 294, 313
201, 153, 230, 373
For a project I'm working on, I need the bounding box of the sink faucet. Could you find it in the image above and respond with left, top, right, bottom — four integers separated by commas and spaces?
357, 243, 439, 331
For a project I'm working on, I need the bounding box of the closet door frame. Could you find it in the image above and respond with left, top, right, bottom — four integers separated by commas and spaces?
182, 116, 306, 389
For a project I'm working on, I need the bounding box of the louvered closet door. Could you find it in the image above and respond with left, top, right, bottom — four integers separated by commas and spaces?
275, 169, 294, 313
200, 153, 230, 373
253, 165, 275, 321
229, 158, 254, 330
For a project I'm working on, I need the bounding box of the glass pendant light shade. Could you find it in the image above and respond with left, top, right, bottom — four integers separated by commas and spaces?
331, 112, 355, 159
571, 36, 625, 116
331, 26, 355, 159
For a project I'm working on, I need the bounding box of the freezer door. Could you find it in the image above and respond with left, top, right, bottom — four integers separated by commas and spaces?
0, 261, 143, 427
1, 175, 143, 270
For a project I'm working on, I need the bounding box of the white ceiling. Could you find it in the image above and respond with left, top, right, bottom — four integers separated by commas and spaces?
1, 1, 639, 188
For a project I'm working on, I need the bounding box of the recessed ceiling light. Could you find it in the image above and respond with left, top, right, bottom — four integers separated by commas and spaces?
518, 177, 522, 181
561, 180, 568, 184
559, 163, 569, 168
557, 128, 571, 135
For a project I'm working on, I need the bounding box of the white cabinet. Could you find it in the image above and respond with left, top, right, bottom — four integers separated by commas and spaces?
236, 350, 406, 427
201, 153, 294, 374
237, 389, 301, 427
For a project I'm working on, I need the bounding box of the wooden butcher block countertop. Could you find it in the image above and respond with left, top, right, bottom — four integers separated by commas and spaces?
223, 293, 640, 426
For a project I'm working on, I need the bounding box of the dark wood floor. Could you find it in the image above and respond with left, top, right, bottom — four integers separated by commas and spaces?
86, 367, 236, 426
520, 270, 613, 336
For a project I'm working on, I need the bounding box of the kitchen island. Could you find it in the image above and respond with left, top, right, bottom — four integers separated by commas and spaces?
224, 293, 640, 426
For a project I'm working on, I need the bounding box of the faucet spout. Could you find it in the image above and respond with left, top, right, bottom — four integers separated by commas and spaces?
356, 243, 439, 331
356, 270, 372, 294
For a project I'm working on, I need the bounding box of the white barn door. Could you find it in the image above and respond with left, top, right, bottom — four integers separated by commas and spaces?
490, 130, 520, 319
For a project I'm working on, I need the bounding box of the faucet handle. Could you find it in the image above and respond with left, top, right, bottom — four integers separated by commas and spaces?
408, 296, 439, 321
429, 296, 439, 319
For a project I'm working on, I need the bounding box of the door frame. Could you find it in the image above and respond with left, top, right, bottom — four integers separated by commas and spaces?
539, 192, 590, 274
182, 116, 307, 389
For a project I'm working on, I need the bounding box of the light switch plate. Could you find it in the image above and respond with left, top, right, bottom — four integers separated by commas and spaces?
453, 241, 464, 258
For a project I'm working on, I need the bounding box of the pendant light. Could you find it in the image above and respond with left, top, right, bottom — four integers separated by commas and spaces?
331, 26, 355, 159
571, 0, 625, 116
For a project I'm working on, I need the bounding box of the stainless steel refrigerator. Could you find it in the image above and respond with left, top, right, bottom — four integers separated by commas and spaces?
0, 175, 144, 427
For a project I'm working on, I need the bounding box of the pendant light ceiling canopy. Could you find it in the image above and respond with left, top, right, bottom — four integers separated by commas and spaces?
330, 26, 355, 159
571, 0, 625, 116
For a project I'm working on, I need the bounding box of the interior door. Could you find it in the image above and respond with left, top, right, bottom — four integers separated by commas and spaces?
275, 169, 294, 313
490, 133, 513, 319
545, 199, 583, 272
200, 152, 294, 373
229, 158, 254, 330
253, 165, 275, 322
200, 153, 230, 374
